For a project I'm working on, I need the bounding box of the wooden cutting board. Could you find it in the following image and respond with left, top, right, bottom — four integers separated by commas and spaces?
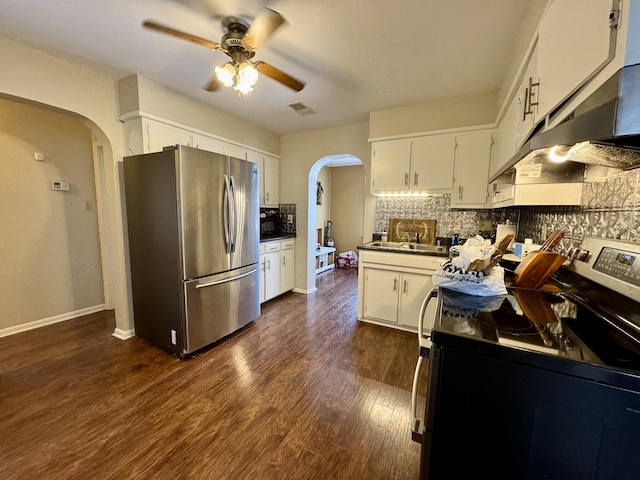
512, 251, 566, 289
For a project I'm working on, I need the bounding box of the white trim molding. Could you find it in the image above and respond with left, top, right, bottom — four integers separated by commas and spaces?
112, 328, 136, 340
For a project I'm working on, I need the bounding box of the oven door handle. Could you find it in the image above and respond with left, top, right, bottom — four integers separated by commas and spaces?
411, 287, 437, 443
411, 355, 425, 443
418, 288, 437, 352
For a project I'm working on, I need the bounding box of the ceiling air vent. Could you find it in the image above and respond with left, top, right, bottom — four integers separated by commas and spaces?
288, 102, 316, 116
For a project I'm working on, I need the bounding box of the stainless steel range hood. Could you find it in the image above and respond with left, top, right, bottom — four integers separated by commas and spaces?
491, 63, 640, 183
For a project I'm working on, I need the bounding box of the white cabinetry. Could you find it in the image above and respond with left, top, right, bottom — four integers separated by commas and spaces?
260, 238, 295, 303
143, 118, 193, 153
280, 239, 295, 293
247, 150, 280, 206
357, 249, 442, 333
370, 136, 455, 194
193, 134, 247, 160
450, 132, 493, 208
515, 45, 539, 149
536, 0, 614, 123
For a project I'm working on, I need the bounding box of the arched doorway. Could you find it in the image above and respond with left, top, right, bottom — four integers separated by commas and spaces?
0, 95, 115, 336
306, 154, 364, 291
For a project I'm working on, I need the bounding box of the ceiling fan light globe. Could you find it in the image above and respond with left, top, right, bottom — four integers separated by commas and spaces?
215, 63, 236, 87
237, 62, 259, 87
234, 81, 254, 95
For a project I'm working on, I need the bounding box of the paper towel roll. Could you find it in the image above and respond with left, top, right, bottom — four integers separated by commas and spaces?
496, 224, 517, 250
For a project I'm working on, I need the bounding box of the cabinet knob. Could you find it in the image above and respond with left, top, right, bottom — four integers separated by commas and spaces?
404, 173, 409, 186
458, 185, 463, 201
403, 279, 408, 294
393, 278, 398, 292
414, 172, 418, 187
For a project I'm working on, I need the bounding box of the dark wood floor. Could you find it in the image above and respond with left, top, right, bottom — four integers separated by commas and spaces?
0, 268, 428, 479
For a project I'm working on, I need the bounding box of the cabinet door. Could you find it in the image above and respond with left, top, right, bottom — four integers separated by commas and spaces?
264, 250, 281, 301
263, 154, 279, 206
362, 268, 399, 323
398, 273, 435, 332
194, 135, 247, 160
490, 90, 520, 179
451, 133, 492, 207
536, 0, 613, 122
144, 119, 193, 153
515, 45, 538, 149
411, 135, 455, 190
259, 254, 266, 304
280, 247, 295, 293
371, 140, 411, 193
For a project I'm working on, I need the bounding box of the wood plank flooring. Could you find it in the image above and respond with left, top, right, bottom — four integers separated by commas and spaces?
0, 268, 428, 479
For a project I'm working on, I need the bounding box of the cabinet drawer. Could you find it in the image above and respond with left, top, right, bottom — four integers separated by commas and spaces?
280, 240, 295, 250
264, 242, 281, 252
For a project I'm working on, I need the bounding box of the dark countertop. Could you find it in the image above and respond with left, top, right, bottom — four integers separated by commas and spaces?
260, 233, 296, 243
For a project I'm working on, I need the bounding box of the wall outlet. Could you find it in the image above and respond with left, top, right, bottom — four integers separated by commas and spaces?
287, 214, 294, 224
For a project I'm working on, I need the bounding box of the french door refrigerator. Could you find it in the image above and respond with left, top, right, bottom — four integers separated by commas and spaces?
124, 145, 260, 356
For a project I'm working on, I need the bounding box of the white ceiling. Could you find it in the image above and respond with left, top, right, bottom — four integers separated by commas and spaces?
0, 0, 546, 136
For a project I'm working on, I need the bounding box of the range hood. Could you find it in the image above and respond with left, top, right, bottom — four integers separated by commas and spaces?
491, 63, 640, 183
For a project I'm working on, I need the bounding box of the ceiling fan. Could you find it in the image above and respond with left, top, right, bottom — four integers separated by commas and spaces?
143, 8, 305, 96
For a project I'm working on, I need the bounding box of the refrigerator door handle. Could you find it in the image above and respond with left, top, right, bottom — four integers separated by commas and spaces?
195, 268, 258, 288
229, 174, 237, 253
223, 174, 231, 254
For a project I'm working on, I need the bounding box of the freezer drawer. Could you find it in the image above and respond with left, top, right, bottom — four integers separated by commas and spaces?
184, 264, 260, 354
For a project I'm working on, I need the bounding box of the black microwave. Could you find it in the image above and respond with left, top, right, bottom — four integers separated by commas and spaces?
260, 209, 280, 237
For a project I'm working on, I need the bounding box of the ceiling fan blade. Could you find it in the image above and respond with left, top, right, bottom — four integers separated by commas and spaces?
254, 61, 305, 92
203, 76, 221, 92
243, 8, 286, 50
142, 20, 222, 51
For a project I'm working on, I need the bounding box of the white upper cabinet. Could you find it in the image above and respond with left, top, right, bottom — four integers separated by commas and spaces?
370, 140, 412, 193
247, 150, 280, 206
193, 134, 247, 160
451, 132, 492, 208
535, 0, 615, 122
411, 135, 456, 190
370, 136, 455, 194
143, 119, 193, 153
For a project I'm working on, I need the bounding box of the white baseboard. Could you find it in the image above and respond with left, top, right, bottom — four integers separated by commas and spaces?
0, 305, 106, 338
293, 287, 318, 295
112, 328, 135, 340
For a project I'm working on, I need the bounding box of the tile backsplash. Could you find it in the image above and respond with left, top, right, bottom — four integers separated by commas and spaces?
374, 169, 640, 252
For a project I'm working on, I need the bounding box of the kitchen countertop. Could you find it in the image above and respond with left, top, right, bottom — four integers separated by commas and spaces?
357, 242, 449, 257
260, 233, 296, 243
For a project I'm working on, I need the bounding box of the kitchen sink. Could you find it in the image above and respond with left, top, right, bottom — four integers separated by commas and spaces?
364, 241, 447, 254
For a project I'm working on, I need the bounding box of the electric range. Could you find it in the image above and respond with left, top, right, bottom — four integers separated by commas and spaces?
412, 237, 640, 479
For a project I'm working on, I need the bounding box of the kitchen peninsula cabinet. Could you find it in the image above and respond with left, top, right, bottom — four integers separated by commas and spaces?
358, 249, 443, 333
370, 135, 455, 194
247, 150, 280, 207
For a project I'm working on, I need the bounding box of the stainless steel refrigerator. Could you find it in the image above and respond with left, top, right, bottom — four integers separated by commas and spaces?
124, 145, 260, 356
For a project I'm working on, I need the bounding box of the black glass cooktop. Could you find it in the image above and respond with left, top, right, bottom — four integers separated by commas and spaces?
433, 270, 640, 382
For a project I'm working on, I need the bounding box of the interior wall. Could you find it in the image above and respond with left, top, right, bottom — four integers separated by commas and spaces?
330, 165, 366, 253
368, 92, 497, 139
0, 98, 105, 333
0, 34, 131, 336
280, 123, 373, 294
315, 166, 332, 244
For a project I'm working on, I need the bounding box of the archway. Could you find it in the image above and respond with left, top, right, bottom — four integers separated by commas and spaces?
306, 154, 363, 292
0, 94, 117, 336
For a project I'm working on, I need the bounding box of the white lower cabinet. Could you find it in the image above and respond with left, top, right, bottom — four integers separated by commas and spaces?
358, 250, 442, 333
280, 240, 295, 293
260, 239, 295, 304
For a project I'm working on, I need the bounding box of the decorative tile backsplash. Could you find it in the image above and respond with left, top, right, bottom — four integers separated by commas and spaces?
375, 196, 519, 241
278, 203, 297, 234
375, 169, 640, 252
